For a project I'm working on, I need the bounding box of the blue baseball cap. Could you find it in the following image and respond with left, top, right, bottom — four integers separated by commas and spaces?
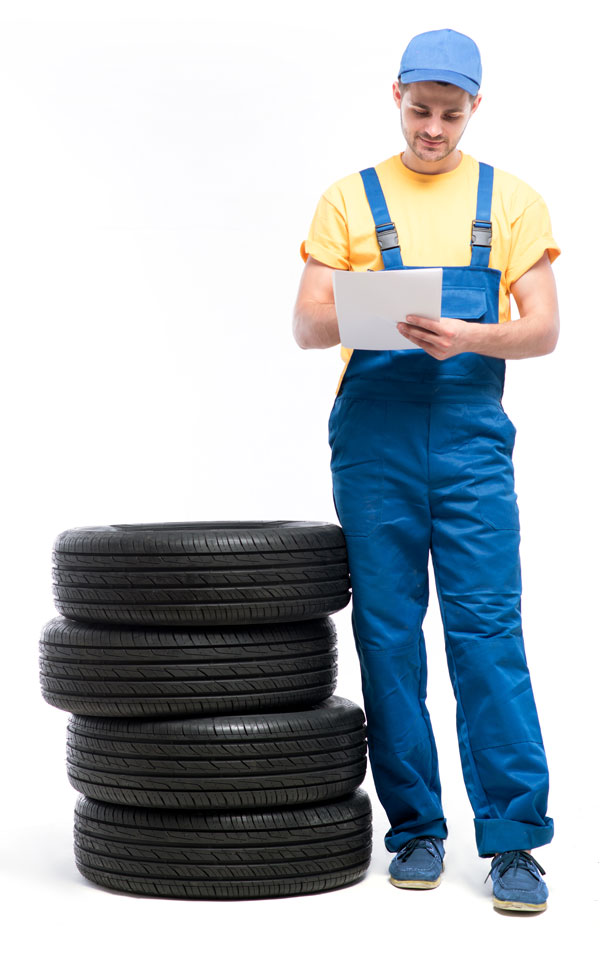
398, 29, 482, 96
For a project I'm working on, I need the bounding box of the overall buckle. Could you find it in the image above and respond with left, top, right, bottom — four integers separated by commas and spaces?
471, 219, 492, 247
376, 222, 400, 252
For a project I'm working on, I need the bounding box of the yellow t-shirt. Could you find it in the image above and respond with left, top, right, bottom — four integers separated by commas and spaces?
300, 152, 560, 394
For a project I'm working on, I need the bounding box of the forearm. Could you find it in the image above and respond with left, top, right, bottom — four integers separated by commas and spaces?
293, 300, 341, 350
466, 311, 559, 360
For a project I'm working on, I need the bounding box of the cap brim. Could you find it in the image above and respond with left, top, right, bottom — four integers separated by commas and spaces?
399, 68, 479, 96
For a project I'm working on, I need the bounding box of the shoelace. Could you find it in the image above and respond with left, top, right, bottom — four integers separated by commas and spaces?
485, 850, 546, 884
397, 836, 441, 862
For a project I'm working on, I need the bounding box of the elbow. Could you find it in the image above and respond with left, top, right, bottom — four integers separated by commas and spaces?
292, 311, 311, 349
528, 311, 560, 356
544, 314, 560, 355
537, 333, 558, 358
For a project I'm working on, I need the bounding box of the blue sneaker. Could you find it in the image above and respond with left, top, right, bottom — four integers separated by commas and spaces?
389, 836, 445, 889
486, 850, 548, 912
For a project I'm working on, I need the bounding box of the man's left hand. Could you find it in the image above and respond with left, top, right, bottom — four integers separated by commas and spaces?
398, 315, 473, 360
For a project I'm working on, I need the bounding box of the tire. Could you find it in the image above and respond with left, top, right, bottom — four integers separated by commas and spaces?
40, 617, 337, 718
66, 696, 366, 809
51, 521, 350, 627
74, 789, 372, 899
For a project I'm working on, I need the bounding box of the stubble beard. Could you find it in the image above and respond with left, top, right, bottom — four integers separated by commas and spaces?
401, 117, 456, 165
409, 132, 454, 164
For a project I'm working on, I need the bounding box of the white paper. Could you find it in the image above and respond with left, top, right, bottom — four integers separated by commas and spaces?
332, 268, 443, 350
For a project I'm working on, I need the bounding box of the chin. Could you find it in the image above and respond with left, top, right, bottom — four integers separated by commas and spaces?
417, 145, 451, 162
415, 149, 444, 162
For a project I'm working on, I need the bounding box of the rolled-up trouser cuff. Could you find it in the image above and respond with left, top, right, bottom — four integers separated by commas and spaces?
384, 819, 448, 853
475, 817, 554, 858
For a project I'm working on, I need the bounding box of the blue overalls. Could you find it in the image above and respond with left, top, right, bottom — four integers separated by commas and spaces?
328, 162, 554, 857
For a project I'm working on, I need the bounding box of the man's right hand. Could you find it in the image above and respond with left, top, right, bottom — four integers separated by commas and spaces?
292, 256, 341, 349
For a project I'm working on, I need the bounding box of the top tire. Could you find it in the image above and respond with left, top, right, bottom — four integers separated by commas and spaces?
52, 521, 350, 627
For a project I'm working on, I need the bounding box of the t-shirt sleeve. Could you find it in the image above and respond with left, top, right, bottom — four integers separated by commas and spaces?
299, 191, 350, 269
506, 192, 561, 289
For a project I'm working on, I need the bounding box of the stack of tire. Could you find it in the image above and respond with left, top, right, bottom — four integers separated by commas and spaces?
39, 521, 372, 899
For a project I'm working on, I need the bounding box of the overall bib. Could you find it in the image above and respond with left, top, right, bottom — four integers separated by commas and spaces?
328, 162, 554, 857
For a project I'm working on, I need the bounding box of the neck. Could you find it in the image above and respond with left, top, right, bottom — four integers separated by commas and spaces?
401, 148, 463, 175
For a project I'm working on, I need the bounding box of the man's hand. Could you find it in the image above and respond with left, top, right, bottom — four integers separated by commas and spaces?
398, 315, 473, 360
398, 253, 560, 361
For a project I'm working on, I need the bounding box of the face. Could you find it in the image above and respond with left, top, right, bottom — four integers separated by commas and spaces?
393, 80, 481, 167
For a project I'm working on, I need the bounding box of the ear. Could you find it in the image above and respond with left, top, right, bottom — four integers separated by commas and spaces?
392, 80, 402, 109
470, 93, 482, 116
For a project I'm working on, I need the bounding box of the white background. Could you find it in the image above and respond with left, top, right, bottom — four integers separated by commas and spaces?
0, 0, 598, 955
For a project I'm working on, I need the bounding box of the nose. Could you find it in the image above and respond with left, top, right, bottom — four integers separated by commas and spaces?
423, 116, 444, 140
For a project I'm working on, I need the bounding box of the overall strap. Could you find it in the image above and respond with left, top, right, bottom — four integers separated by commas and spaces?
470, 162, 494, 267
359, 167, 404, 269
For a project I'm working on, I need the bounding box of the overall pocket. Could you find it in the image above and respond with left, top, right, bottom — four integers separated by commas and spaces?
472, 404, 520, 531
437, 286, 489, 379
442, 286, 488, 323
329, 395, 385, 537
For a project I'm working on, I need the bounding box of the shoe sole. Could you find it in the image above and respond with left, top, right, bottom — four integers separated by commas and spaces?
492, 896, 547, 913
389, 864, 444, 889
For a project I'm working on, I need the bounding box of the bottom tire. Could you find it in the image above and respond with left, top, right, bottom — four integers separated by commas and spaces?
74, 790, 372, 899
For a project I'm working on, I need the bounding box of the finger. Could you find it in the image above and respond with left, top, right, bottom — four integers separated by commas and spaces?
401, 331, 432, 349
404, 314, 441, 332
400, 327, 446, 356
399, 324, 440, 345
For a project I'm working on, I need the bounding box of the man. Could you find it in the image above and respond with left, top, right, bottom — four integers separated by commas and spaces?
292, 29, 559, 913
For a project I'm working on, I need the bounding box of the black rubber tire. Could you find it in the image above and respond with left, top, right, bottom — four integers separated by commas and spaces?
74, 789, 372, 899
65, 696, 366, 809
40, 617, 337, 718
51, 521, 350, 627
52, 563, 349, 589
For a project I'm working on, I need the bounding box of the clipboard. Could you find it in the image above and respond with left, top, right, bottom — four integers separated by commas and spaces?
332, 268, 443, 350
